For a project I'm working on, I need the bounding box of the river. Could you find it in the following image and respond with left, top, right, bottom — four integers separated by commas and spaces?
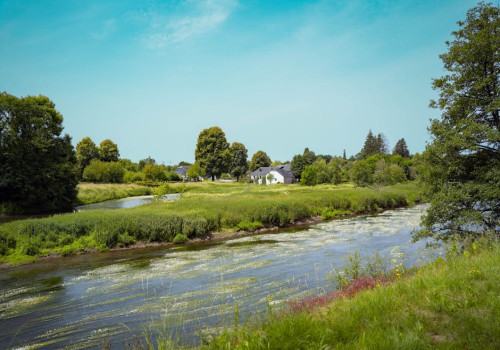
0, 204, 437, 349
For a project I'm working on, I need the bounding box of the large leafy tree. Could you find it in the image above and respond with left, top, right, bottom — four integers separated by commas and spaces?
229, 142, 248, 181
99, 139, 119, 162
291, 148, 317, 179
418, 2, 500, 242
249, 150, 271, 171
195, 126, 231, 180
76, 137, 98, 174
0, 93, 78, 213
393, 138, 410, 158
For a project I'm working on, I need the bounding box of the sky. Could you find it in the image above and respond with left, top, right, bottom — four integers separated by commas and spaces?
0, 0, 480, 164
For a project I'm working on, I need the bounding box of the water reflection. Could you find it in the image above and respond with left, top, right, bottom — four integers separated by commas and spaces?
75, 193, 181, 211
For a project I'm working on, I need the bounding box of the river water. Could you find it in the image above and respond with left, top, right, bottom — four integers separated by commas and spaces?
0, 204, 437, 349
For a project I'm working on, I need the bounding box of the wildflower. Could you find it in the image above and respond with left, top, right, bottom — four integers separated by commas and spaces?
392, 259, 397, 263
399, 263, 403, 266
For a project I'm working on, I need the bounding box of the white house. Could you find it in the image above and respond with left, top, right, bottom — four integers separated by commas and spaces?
250, 164, 295, 185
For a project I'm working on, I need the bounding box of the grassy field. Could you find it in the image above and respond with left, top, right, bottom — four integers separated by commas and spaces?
0, 182, 421, 265
75, 183, 152, 205
203, 241, 500, 349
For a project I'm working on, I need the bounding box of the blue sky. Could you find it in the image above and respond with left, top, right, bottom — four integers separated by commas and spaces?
0, 0, 479, 164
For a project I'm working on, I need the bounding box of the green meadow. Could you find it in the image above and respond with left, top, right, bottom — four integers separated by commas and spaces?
0, 182, 421, 265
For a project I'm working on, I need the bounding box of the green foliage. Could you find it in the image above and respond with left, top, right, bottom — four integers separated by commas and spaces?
300, 165, 318, 186
359, 130, 389, 158
98, 139, 119, 162
0, 92, 79, 214
249, 150, 271, 171
142, 164, 167, 181
373, 159, 407, 186
351, 160, 374, 186
187, 162, 205, 180
393, 138, 410, 158
236, 220, 264, 231
291, 148, 317, 179
165, 171, 182, 182
172, 234, 188, 244
195, 126, 231, 180
119, 158, 140, 172
229, 142, 248, 181
75, 137, 98, 174
82, 159, 125, 183
123, 170, 144, 183
418, 2, 500, 242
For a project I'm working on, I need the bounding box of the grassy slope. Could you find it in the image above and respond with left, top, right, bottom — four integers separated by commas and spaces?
75, 183, 152, 205
205, 244, 500, 349
0, 183, 421, 265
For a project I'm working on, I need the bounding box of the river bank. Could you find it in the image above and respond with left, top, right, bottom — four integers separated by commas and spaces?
0, 204, 435, 349
0, 183, 422, 267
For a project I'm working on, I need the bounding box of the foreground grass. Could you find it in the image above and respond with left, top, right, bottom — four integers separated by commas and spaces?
0, 183, 421, 265
205, 243, 500, 349
75, 183, 153, 205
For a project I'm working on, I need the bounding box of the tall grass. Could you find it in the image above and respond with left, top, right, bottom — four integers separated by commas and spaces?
0, 183, 421, 265
204, 242, 500, 349
75, 183, 153, 205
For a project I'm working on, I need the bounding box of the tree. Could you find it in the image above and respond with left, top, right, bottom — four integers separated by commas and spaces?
291, 148, 316, 179
187, 162, 205, 180
139, 157, 156, 170
417, 3, 500, 242
393, 138, 410, 158
230, 142, 248, 181
0, 93, 78, 213
99, 139, 119, 162
76, 137, 98, 174
300, 165, 318, 186
83, 160, 125, 183
195, 127, 231, 180
249, 150, 271, 171
359, 131, 388, 158
142, 164, 167, 181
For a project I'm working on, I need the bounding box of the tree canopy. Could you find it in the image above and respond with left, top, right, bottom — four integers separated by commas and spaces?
417, 2, 500, 242
0, 93, 78, 213
195, 126, 231, 180
76, 137, 98, 174
229, 142, 248, 181
249, 150, 271, 171
393, 138, 410, 158
99, 139, 119, 162
359, 131, 388, 158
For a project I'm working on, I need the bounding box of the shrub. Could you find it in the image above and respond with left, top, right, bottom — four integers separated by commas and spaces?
300, 165, 318, 186
83, 160, 125, 183
236, 220, 264, 231
165, 171, 182, 182
173, 234, 188, 244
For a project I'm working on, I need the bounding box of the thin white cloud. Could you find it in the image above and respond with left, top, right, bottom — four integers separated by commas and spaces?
91, 19, 116, 40
132, 0, 237, 49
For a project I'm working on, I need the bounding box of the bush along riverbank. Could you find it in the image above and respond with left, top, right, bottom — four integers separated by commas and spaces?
0, 183, 421, 266
202, 240, 500, 349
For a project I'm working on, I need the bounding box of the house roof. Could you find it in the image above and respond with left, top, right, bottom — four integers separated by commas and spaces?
174, 165, 190, 176
250, 164, 294, 178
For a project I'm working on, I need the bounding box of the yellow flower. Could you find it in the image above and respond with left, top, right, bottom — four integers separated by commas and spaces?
392, 259, 397, 263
